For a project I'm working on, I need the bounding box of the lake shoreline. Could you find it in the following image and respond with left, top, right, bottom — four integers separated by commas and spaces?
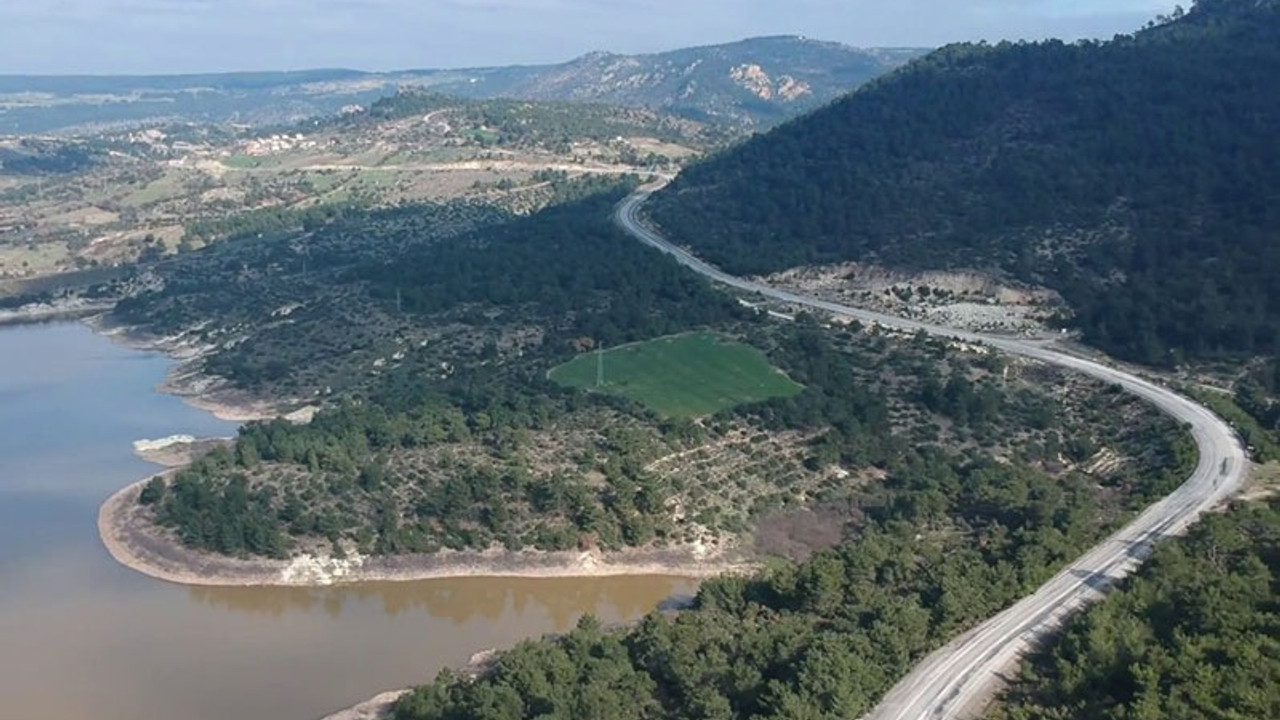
99, 476, 752, 589
2, 317, 709, 720
0, 300, 115, 327
318, 648, 505, 720
318, 689, 410, 720
84, 311, 733, 720
91, 312, 750, 588
84, 313, 319, 423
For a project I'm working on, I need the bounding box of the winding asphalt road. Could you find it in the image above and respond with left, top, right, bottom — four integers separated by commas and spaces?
615, 189, 1249, 720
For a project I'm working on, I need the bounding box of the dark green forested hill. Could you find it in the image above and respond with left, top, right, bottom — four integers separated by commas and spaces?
992, 498, 1280, 720
647, 0, 1280, 366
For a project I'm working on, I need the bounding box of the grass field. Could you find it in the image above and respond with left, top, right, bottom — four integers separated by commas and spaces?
121, 173, 187, 208
223, 154, 263, 169
549, 332, 804, 418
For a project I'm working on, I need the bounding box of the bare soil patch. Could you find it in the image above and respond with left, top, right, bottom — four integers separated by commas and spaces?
133, 437, 233, 467
1240, 461, 1280, 502
752, 503, 863, 562
761, 262, 1065, 336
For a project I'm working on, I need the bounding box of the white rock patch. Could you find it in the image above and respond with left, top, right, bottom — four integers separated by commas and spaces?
133, 435, 197, 453
279, 552, 367, 585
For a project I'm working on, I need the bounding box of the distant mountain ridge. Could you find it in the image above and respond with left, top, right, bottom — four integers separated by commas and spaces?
421, 37, 928, 125
0, 37, 928, 134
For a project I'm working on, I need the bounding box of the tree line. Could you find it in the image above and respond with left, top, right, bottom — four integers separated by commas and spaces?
993, 498, 1280, 720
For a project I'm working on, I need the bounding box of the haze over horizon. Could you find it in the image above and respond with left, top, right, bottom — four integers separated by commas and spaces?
2, 0, 1176, 75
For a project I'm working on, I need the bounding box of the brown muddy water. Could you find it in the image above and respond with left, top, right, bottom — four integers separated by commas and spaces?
0, 323, 695, 720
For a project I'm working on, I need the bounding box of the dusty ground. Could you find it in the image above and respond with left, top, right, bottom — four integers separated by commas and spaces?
760, 262, 1065, 337
752, 503, 863, 562
157, 361, 318, 423
0, 297, 114, 325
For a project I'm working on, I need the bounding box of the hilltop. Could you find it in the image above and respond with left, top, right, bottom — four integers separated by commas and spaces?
647, 0, 1280, 366
430, 37, 927, 126
0, 37, 926, 135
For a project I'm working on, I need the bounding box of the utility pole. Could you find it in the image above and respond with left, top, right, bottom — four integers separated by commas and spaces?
396, 287, 402, 314
596, 347, 604, 388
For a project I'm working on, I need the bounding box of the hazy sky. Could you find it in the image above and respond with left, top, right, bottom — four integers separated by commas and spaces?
0, 0, 1177, 75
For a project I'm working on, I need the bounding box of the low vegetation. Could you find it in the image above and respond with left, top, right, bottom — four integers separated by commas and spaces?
549, 333, 804, 419
353, 91, 726, 151
0, 139, 101, 175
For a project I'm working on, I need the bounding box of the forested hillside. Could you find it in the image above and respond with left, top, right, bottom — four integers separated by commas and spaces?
114, 185, 741, 397
114, 183, 1192, 566
388, 398, 1195, 720
648, 0, 1280, 365
992, 498, 1280, 720
327, 91, 727, 150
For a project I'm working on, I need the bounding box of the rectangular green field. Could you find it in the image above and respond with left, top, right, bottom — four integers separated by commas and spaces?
549, 332, 804, 419
223, 154, 263, 169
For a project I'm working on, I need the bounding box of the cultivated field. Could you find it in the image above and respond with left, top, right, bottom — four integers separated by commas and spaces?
0, 97, 711, 280
550, 332, 804, 418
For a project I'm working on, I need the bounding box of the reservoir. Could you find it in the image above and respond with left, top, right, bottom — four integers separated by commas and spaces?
0, 322, 695, 720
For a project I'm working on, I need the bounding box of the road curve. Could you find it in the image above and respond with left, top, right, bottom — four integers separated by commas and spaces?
615, 189, 1249, 720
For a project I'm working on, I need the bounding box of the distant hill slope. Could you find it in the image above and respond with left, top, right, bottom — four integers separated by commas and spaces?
0, 38, 925, 135
426, 37, 928, 126
647, 0, 1280, 366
